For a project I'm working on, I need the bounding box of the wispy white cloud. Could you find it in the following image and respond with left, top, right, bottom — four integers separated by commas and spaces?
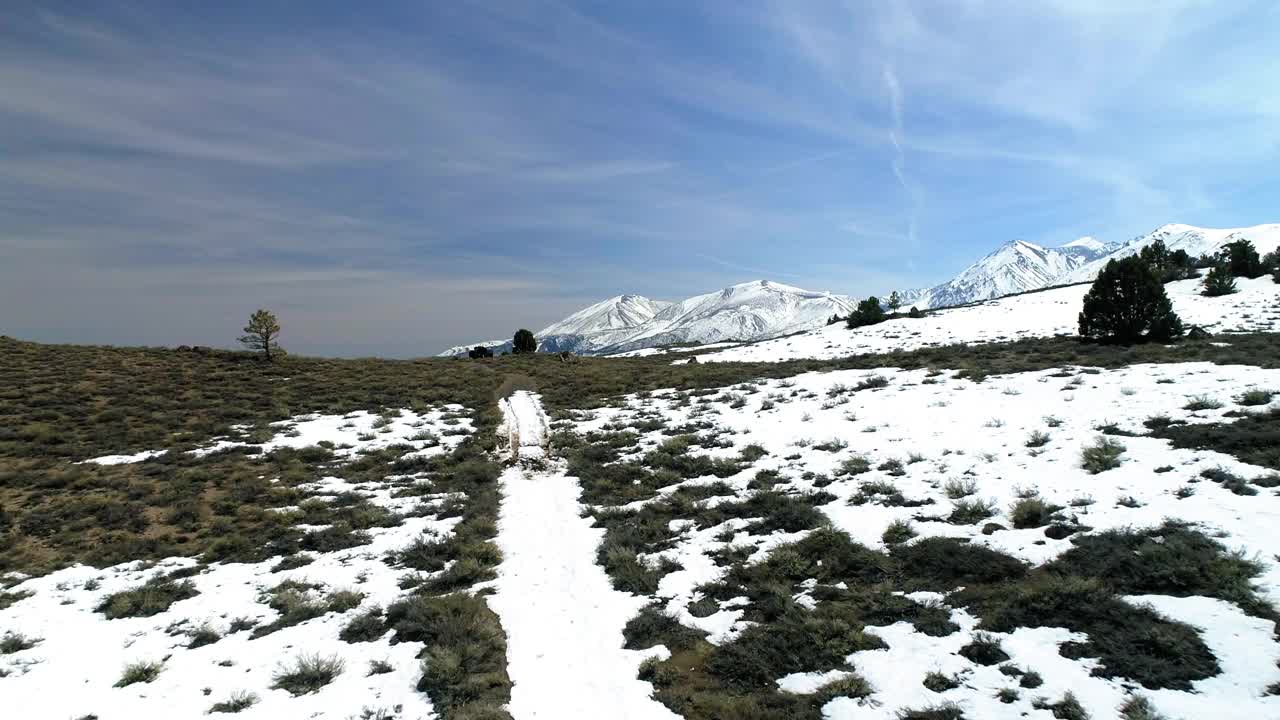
881, 63, 919, 249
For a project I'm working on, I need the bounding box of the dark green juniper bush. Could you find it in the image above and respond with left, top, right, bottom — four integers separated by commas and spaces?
846, 296, 887, 329
1201, 264, 1238, 297
512, 329, 537, 354
1078, 256, 1183, 343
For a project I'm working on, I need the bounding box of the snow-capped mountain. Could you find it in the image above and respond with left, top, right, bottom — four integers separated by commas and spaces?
539, 295, 672, 337
442, 223, 1280, 357
1060, 223, 1280, 284
440, 281, 856, 356
902, 223, 1280, 310
602, 280, 857, 354
902, 237, 1119, 309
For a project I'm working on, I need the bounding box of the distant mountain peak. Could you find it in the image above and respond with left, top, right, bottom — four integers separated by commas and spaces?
904, 222, 1279, 310
440, 279, 856, 357
1061, 236, 1105, 251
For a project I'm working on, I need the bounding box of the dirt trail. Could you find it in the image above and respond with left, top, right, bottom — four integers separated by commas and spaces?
489, 392, 678, 720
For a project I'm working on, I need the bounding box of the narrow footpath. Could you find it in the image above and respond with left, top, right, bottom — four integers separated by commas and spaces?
488, 391, 680, 720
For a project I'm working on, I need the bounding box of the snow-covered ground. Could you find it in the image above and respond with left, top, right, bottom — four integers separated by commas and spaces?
697, 276, 1280, 363
489, 394, 678, 719
498, 391, 551, 461
564, 360, 1280, 719
1, 407, 474, 719
8, 275, 1280, 719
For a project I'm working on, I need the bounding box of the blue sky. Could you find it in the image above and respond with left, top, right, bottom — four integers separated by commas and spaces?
3, 1, 1278, 356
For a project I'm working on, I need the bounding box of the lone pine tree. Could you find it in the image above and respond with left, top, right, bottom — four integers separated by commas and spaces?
239, 309, 282, 361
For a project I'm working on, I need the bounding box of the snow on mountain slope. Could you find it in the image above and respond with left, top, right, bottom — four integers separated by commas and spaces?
538, 295, 671, 337
438, 338, 509, 358
907, 237, 1116, 309
600, 281, 856, 354
1061, 223, 1280, 284
440, 223, 1279, 357
440, 281, 855, 356
901, 224, 1278, 311
696, 276, 1280, 364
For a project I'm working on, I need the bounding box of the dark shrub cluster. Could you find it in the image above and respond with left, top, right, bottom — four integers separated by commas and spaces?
96, 574, 198, 619
1078, 256, 1182, 343
847, 297, 887, 329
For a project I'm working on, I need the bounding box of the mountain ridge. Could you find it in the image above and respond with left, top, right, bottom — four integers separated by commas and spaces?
439, 280, 856, 357
441, 222, 1280, 357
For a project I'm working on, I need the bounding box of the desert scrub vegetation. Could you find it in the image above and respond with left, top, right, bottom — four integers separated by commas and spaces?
604, 506, 1259, 715
0, 631, 39, 654
115, 659, 164, 687
271, 652, 344, 696
97, 573, 199, 619
250, 581, 364, 638
1183, 394, 1223, 411
383, 593, 512, 718
1009, 496, 1062, 529
896, 702, 966, 720
958, 631, 1010, 665
922, 671, 960, 692
948, 498, 996, 525
881, 518, 917, 545
1080, 437, 1126, 474
1237, 388, 1275, 406
942, 478, 977, 499
208, 690, 259, 714
1148, 407, 1280, 470
5, 332, 1280, 574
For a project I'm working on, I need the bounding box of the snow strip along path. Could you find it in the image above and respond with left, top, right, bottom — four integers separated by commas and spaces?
489, 391, 678, 720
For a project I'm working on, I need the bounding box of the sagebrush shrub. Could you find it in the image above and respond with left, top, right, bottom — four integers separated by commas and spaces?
1119, 695, 1169, 720
837, 455, 871, 476
1009, 497, 1061, 529
1081, 437, 1125, 474
208, 691, 259, 714
922, 671, 959, 692
1237, 389, 1275, 406
959, 631, 1009, 665
97, 575, 198, 619
115, 660, 163, 687
0, 632, 39, 654
1183, 394, 1223, 411
272, 653, 344, 696
813, 673, 873, 703
949, 498, 996, 525
882, 519, 917, 545
896, 701, 966, 719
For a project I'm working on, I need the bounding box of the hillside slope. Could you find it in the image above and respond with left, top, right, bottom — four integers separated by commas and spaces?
697, 276, 1280, 363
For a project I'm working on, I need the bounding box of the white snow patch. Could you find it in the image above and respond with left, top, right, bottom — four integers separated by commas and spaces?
82, 449, 168, 465
488, 462, 679, 719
